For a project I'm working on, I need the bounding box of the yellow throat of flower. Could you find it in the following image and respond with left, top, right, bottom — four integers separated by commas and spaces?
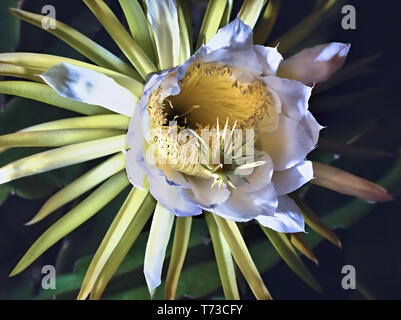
146, 62, 275, 180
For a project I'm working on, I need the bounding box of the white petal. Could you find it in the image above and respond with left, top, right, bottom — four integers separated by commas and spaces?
201, 47, 264, 78
144, 203, 175, 295
206, 17, 253, 50
127, 108, 200, 215
278, 42, 351, 85
125, 149, 147, 189
229, 152, 274, 192
158, 164, 192, 188
203, 18, 283, 76
40, 63, 137, 117
211, 183, 278, 222
125, 103, 149, 189
256, 88, 281, 134
303, 111, 324, 146
253, 45, 283, 76
257, 195, 305, 233
200, 45, 283, 79
258, 112, 323, 170
146, 0, 180, 69
263, 76, 312, 121
148, 169, 202, 217
272, 160, 313, 195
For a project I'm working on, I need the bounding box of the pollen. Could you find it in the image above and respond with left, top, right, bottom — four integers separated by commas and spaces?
170, 62, 274, 130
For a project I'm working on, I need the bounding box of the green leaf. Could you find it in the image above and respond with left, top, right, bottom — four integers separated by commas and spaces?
119, 0, 156, 62
238, 0, 266, 29
34, 215, 208, 300
0, 184, 11, 206
177, 0, 191, 63
254, 0, 282, 44
83, 0, 157, 79
219, 0, 234, 27
27, 153, 126, 225
78, 187, 151, 299
0, 1, 20, 52
260, 226, 322, 292
0, 129, 124, 148
205, 213, 239, 300
271, 0, 339, 56
9, 171, 130, 277
165, 216, 192, 299
16, 114, 130, 132
0, 135, 126, 184
0, 97, 76, 136
293, 194, 342, 248
213, 215, 271, 300
177, 0, 193, 51
10, 8, 140, 80
196, 0, 228, 49
89, 192, 156, 300
289, 233, 319, 265
0, 97, 87, 199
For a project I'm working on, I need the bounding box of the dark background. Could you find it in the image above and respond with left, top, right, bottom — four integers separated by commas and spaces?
1, 0, 401, 299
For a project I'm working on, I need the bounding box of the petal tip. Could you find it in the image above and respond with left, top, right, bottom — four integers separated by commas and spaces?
380, 191, 394, 202
24, 219, 36, 226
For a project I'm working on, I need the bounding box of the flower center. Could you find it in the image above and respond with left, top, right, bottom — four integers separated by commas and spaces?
146, 62, 275, 181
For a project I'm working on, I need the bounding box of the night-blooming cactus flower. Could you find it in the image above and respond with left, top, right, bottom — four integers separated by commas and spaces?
39, 18, 351, 293
0, 0, 393, 300
125, 18, 329, 232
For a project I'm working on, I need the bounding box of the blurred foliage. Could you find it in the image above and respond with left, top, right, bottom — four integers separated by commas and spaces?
0, 0, 20, 52
0, 0, 400, 300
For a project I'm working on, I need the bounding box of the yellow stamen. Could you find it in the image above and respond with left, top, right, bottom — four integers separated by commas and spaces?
146, 62, 276, 179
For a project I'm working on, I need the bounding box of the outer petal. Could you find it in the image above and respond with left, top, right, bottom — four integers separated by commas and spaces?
125, 99, 149, 189
125, 149, 147, 189
211, 183, 278, 222
257, 195, 305, 233
253, 45, 283, 76
272, 160, 313, 196
158, 164, 192, 188
126, 71, 173, 189
200, 45, 283, 79
258, 112, 323, 170
40, 63, 137, 116
278, 42, 351, 85
263, 76, 312, 121
206, 17, 253, 51
144, 203, 175, 295
148, 169, 202, 217
146, 0, 180, 69
312, 162, 393, 203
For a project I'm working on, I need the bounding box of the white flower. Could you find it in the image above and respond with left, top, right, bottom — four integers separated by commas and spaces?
41, 18, 350, 235
125, 18, 349, 232
39, 17, 350, 295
